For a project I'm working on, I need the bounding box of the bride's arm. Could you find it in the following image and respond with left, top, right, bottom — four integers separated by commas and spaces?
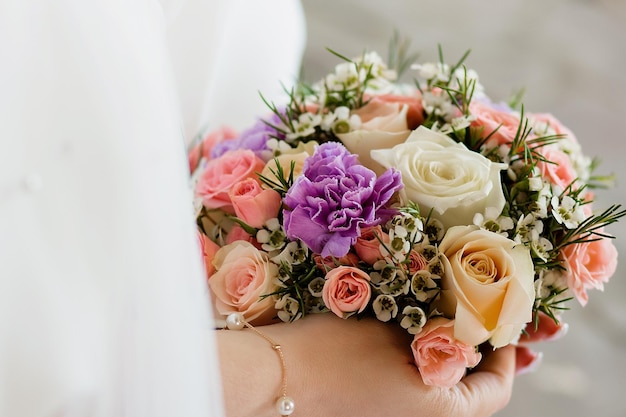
217, 313, 515, 417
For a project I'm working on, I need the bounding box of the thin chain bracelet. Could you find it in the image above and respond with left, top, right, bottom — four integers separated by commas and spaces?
225, 313, 295, 417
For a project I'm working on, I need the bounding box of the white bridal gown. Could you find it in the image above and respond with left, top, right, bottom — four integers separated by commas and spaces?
0, 1, 305, 416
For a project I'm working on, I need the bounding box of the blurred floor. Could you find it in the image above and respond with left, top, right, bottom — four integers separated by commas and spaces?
301, 1, 626, 416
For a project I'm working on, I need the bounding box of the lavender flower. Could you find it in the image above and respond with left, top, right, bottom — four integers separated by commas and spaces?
211, 113, 284, 160
283, 142, 402, 258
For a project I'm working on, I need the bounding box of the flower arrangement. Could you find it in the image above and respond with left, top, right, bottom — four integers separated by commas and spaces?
190, 42, 624, 388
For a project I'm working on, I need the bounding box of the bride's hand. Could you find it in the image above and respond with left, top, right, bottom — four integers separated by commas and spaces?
217, 313, 515, 417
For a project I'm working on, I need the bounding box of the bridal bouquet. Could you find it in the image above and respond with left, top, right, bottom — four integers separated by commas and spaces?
189, 44, 623, 387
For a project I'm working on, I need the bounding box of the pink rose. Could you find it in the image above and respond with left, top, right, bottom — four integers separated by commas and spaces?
560, 230, 618, 306
536, 145, 578, 190
188, 126, 238, 172
470, 101, 521, 147
322, 266, 372, 318
197, 230, 220, 278
354, 226, 389, 265
209, 241, 279, 325
229, 178, 282, 228
529, 113, 577, 142
411, 317, 482, 387
195, 149, 265, 213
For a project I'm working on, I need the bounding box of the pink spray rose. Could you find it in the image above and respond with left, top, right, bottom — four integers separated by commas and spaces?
529, 113, 577, 142
470, 101, 521, 147
195, 149, 265, 213
560, 230, 618, 306
411, 317, 482, 387
407, 250, 429, 274
354, 226, 389, 265
229, 178, 282, 228
188, 126, 238, 173
209, 241, 279, 325
536, 145, 578, 190
363, 93, 425, 129
322, 266, 372, 318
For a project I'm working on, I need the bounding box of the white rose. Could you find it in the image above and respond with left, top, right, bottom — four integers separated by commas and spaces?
437, 225, 535, 348
371, 126, 507, 228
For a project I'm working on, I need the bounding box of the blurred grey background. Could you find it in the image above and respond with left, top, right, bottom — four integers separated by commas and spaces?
301, 1, 626, 416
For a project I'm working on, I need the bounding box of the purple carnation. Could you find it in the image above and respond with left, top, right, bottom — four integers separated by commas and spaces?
211, 113, 284, 160
283, 142, 403, 258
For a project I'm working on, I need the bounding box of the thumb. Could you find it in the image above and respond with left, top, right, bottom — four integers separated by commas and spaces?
457, 345, 516, 416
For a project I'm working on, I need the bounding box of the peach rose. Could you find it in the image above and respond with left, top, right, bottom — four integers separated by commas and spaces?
229, 178, 282, 228
322, 266, 372, 318
560, 230, 618, 306
261, 151, 310, 186
197, 230, 220, 278
195, 149, 265, 213
354, 226, 390, 265
337, 96, 413, 174
188, 126, 238, 172
437, 225, 535, 348
209, 241, 279, 325
410, 317, 482, 387
365, 93, 424, 129
536, 145, 578, 190
470, 101, 521, 147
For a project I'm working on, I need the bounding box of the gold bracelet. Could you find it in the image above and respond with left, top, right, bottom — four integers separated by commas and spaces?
226, 313, 295, 416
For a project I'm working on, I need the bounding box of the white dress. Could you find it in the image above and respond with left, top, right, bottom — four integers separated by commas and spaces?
0, 1, 305, 416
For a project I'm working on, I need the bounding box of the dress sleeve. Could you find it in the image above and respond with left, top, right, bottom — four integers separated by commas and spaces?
0, 1, 224, 416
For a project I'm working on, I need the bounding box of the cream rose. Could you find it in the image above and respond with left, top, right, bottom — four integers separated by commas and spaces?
261, 151, 310, 186
437, 225, 535, 348
371, 126, 507, 228
337, 97, 412, 174
209, 241, 279, 325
